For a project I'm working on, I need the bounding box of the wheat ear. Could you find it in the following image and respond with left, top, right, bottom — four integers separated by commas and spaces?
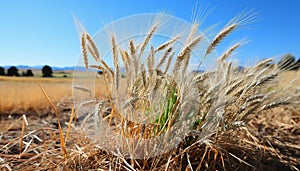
156, 47, 173, 70
85, 33, 100, 62
195, 24, 237, 71
112, 36, 120, 91
206, 24, 237, 56
186, 23, 199, 44
252, 58, 273, 71
173, 35, 203, 76
139, 24, 157, 59
182, 35, 203, 76
164, 51, 175, 74
147, 46, 155, 69
120, 50, 130, 74
218, 42, 241, 64
129, 39, 138, 76
155, 35, 181, 53
100, 60, 114, 77
81, 33, 88, 70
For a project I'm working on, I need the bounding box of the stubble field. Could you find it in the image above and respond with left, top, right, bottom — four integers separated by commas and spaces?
0, 69, 299, 170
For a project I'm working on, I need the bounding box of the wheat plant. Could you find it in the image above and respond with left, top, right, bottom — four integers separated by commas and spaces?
66, 10, 300, 170
1, 10, 299, 170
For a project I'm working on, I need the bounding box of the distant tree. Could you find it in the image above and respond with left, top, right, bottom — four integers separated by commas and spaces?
26, 69, 34, 77
42, 65, 53, 77
278, 54, 296, 70
97, 70, 103, 75
292, 58, 300, 71
21, 71, 26, 76
0, 66, 5, 76
7, 66, 20, 76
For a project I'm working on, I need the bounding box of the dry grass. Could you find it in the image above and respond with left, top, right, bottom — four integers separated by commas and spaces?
278, 70, 300, 89
0, 11, 300, 171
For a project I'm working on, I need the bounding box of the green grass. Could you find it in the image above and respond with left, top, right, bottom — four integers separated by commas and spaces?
152, 87, 178, 135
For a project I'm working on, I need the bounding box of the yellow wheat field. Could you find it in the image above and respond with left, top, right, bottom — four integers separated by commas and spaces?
0, 76, 72, 114
0, 70, 299, 115
0, 75, 107, 114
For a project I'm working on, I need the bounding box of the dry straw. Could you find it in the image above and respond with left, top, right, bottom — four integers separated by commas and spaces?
1, 9, 299, 170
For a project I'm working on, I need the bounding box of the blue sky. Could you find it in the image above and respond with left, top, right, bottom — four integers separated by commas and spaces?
0, 0, 299, 67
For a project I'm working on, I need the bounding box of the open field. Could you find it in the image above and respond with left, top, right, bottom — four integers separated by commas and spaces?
278, 70, 300, 89
1, 12, 300, 170
6, 69, 75, 78
0, 76, 73, 114
1, 68, 298, 115
0, 70, 299, 170
0, 75, 107, 115
1, 69, 299, 115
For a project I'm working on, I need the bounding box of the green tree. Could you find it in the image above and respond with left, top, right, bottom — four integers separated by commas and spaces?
292, 58, 300, 70
0, 66, 5, 76
7, 66, 20, 76
26, 69, 34, 77
42, 65, 53, 77
277, 54, 298, 70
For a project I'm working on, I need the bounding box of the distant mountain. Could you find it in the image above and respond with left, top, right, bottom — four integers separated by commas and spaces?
1, 65, 245, 72
237, 66, 245, 72
2, 65, 86, 71
192, 70, 205, 73
3, 65, 36, 69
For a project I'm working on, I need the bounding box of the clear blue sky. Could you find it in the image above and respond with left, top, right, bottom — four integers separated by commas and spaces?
0, 0, 299, 67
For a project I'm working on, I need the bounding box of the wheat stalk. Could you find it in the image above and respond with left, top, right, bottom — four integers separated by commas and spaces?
186, 23, 199, 44
164, 51, 175, 74
140, 64, 147, 88
139, 24, 157, 59
86, 45, 98, 62
225, 79, 244, 95
100, 60, 114, 77
196, 10, 257, 71
73, 85, 92, 94
182, 35, 203, 76
155, 35, 181, 53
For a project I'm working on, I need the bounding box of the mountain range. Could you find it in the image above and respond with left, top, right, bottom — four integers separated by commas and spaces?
2, 65, 245, 72
2, 65, 86, 71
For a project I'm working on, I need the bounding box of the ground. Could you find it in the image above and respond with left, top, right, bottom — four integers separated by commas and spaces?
0, 70, 299, 170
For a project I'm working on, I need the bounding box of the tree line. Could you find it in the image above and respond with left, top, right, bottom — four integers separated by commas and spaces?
0, 54, 299, 78
277, 54, 300, 70
0, 65, 53, 77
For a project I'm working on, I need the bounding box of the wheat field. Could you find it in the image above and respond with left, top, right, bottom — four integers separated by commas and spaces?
0, 11, 299, 170
0, 76, 72, 114
0, 75, 107, 115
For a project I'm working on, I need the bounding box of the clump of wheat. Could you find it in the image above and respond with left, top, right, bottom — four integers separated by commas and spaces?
77, 16, 204, 158
69, 10, 300, 170
1, 9, 299, 171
